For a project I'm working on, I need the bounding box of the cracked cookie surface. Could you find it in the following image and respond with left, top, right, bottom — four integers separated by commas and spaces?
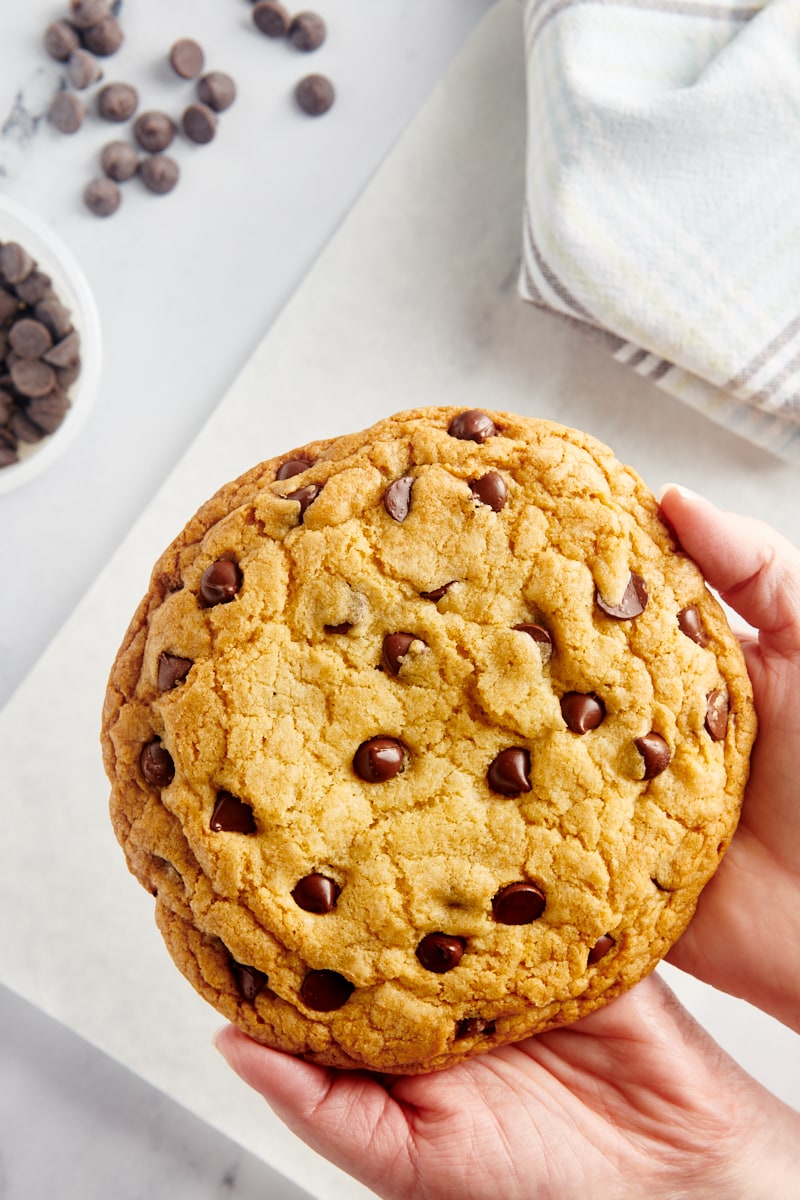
101, 407, 756, 1073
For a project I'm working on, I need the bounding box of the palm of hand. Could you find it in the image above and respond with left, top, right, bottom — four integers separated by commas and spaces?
220, 975, 749, 1200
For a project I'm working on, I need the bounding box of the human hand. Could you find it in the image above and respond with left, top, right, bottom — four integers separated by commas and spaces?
658, 487, 800, 1033
216, 972, 799, 1200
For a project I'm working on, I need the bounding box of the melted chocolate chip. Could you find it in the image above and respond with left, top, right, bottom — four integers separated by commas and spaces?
447, 409, 496, 443
199, 558, 242, 606
469, 471, 508, 512
292, 873, 339, 914
382, 632, 424, 675
588, 934, 616, 965
420, 581, 457, 601
210, 791, 256, 834
157, 652, 193, 691
455, 1017, 496, 1040
513, 623, 553, 663
383, 476, 414, 522
634, 732, 671, 779
596, 573, 648, 619
416, 933, 466, 973
705, 689, 729, 741
301, 969, 354, 1011
487, 747, 532, 796
276, 457, 314, 480
492, 882, 546, 924
678, 605, 709, 646
353, 737, 407, 782
324, 622, 352, 634
561, 693, 605, 734
230, 959, 271, 1003
139, 739, 175, 787
286, 482, 321, 519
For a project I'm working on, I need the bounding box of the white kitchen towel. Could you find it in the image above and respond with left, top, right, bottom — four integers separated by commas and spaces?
519, 0, 800, 460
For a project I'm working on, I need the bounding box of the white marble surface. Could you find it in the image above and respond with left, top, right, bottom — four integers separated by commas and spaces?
1, 2, 798, 1198
0, 2, 490, 1198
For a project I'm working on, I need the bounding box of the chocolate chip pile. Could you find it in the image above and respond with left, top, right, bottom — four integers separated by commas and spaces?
103, 407, 756, 1072
0, 240, 80, 467
42, 1, 334, 217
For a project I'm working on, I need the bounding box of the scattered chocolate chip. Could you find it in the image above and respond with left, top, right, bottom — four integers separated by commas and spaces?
253, 1, 291, 37
9, 319, 52, 359
382, 632, 421, 675
292, 873, 339, 913
157, 651, 193, 691
301, 969, 354, 1011
324, 621, 352, 634
170, 38, 205, 79
288, 12, 327, 51
134, 111, 176, 153
677, 604, 709, 647
49, 91, 84, 134
295, 74, 335, 116
470, 471, 508, 512
44, 21, 81, 62
139, 154, 180, 195
634, 732, 671, 779
139, 739, 175, 787
588, 934, 616, 964
69, 0, 110, 30
83, 176, 121, 216
9, 357, 57, 398
66, 48, 103, 89
705, 689, 729, 741
416, 933, 466, 973
513, 622, 553, 663
487, 747, 532, 796
353, 736, 407, 782
197, 71, 237, 113
383, 476, 414, 522
420, 580, 457, 602
596, 573, 648, 619
97, 82, 138, 122
447, 409, 496, 443
0, 243, 33, 284
286, 481, 321, 518
276, 457, 313, 480
199, 558, 242, 606
210, 790, 256, 834
561, 692, 605, 734
492, 881, 546, 925
182, 103, 217, 145
455, 1017, 496, 1040
100, 140, 139, 181
230, 959, 271, 1002
81, 15, 124, 57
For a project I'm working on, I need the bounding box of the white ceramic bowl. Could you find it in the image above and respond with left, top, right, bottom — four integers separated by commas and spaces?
0, 194, 102, 494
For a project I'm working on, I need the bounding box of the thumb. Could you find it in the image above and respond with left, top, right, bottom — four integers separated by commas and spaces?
658, 485, 800, 659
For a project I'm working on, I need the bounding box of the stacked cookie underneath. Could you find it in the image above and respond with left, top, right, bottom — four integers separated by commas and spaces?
101, 408, 756, 1073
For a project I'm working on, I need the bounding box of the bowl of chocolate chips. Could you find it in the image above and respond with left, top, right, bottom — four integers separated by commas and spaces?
0, 193, 101, 493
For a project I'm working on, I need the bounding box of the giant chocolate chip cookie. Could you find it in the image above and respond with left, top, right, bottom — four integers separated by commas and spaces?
101, 408, 756, 1073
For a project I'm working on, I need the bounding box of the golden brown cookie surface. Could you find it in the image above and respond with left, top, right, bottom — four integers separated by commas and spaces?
102, 408, 756, 1073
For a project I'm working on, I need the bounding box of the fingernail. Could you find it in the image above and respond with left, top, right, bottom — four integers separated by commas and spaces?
657, 482, 702, 503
